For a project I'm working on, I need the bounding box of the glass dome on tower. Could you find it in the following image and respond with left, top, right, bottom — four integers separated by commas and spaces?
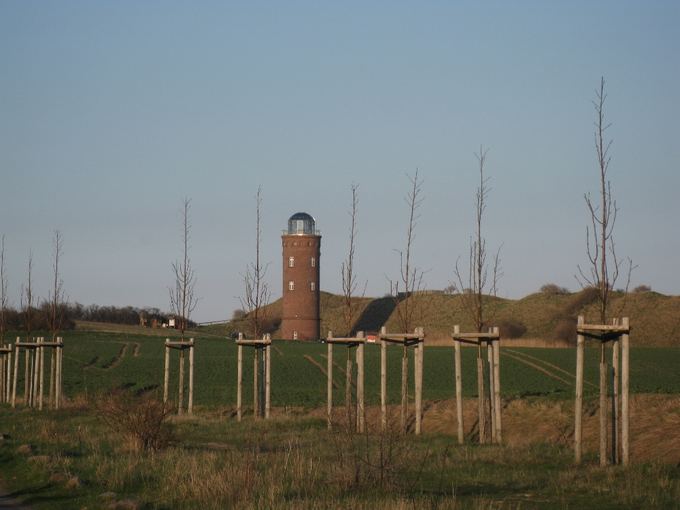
287, 212, 317, 235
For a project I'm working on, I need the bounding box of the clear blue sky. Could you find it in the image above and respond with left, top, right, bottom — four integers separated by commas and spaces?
1, 1, 679, 322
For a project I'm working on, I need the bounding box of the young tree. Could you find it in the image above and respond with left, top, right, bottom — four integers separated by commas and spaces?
577, 77, 632, 323
454, 147, 502, 332
169, 197, 198, 338
392, 170, 424, 333
48, 230, 65, 340
20, 251, 34, 339
0, 235, 7, 343
240, 186, 270, 338
341, 183, 360, 336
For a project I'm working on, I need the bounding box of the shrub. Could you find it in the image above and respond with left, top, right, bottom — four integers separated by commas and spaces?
231, 309, 246, 320
98, 391, 173, 452
563, 286, 600, 315
553, 318, 577, 343
540, 283, 570, 295
496, 319, 527, 339
633, 284, 652, 293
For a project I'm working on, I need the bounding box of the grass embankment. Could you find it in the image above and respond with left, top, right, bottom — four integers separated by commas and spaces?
224, 290, 680, 346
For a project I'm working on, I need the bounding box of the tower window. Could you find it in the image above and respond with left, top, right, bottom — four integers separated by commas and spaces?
288, 281, 295, 291
310, 282, 316, 291
288, 256, 295, 268
311, 257, 316, 268
293, 330, 298, 340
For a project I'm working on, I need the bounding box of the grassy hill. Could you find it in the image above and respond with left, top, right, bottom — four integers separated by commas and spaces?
217, 289, 680, 346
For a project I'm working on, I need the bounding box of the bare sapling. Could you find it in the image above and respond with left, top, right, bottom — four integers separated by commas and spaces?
454, 147, 502, 333
48, 230, 65, 341
576, 77, 633, 323
240, 185, 270, 338
341, 183, 362, 336
21, 252, 34, 341
392, 170, 425, 334
169, 197, 198, 339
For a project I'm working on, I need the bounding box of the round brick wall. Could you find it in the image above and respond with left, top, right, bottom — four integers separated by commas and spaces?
281, 234, 321, 340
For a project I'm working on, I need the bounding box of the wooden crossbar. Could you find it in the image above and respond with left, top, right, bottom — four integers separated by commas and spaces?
577, 324, 630, 334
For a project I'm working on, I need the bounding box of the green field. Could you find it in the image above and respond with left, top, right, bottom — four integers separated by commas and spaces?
10, 330, 680, 408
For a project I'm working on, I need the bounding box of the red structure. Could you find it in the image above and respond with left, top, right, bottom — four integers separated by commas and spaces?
281, 212, 321, 340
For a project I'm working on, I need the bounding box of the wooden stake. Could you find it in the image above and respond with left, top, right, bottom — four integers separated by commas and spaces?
477, 346, 485, 444
188, 341, 194, 415
357, 336, 365, 433
56, 341, 63, 409
345, 349, 353, 428
178, 347, 185, 416
12, 343, 19, 408
414, 328, 424, 436
621, 317, 630, 466
49, 347, 55, 408
454, 326, 463, 445
401, 344, 408, 434
163, 339, 170, 404
253, 347, 259, 418
265, 338, 271, 420
611, 325, 619, 465
237, 340, 243, 422
38, 338, 45, 410
493, 327, 502, 444
487, 340, 496, 444
575, 316, 585, 463
327, 336, 333, 429
380, 327, 387, 432
24, 348, 29, 404
599, 344, 608, 467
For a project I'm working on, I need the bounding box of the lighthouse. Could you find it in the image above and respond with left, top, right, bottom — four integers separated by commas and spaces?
281, 212, 321, 340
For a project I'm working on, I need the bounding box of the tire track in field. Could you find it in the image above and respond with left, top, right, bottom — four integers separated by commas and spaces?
132, 342, 141, 357
319, 354, 356, 390
501, 352, 573, 386
303, 355, 339, 389
102, 343, 128, 370
504, 349, 597, 389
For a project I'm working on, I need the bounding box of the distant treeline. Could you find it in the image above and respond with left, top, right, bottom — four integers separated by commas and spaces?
1, 303, 193, 331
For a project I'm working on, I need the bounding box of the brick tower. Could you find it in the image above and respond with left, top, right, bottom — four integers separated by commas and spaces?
281, 212, 321, 340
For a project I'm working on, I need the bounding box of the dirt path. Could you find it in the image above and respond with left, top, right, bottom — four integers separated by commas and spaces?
102, 343, 128, 370
504, 348, 597, 389
131, 342, 141, 357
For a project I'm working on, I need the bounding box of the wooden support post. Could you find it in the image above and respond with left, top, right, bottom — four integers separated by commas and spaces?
493, 327, 502, 444
357, 334, 365, 433
12, 343, 19, 408
611, 327, 619, 465
8, 349, 13, 403
163, 339, 170, 404
38, 338, 44, 410
575, 316, 585, 463
477, 345, 485, 444
345, 348, 353, 428
453, 325, 464, 444
32, 344, 39, 408
259, 347, 265, 418
253, 347, 259, 418
599, 343, 608, 467
0, 352, 4, 404
401, 344, 408, 434
621, 317, 630, 466
487, 339, 496, 444
415, 329, 424, 436
327, 335, 333, 429
178, 347, 185, 416
237, 339, 243, 422
56, 341, 63, 409
24, 348, 29, 404
380, 327, 387, 432
188, 340, 194, 415
265, 338, 271, 420
49, 347, 55, 408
